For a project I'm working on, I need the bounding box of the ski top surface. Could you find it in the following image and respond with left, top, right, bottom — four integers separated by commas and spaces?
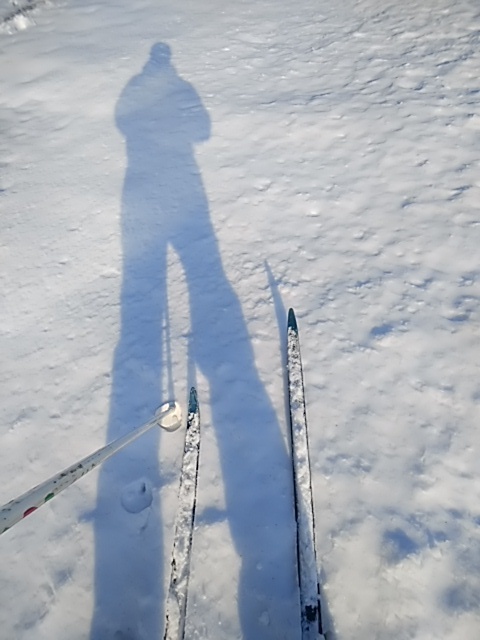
164, 387, 201, 640
287, 309, 324, 640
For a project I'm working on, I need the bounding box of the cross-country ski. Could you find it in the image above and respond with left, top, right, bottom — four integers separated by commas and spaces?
287, 309, 324, 639
163, 387, 201, 640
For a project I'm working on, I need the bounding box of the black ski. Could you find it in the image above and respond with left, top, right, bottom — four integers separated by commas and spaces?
286, 309, 324, 639
163, 387, 201, 640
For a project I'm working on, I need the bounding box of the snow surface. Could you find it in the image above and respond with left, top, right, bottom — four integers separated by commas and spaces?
1, 0, 480, 638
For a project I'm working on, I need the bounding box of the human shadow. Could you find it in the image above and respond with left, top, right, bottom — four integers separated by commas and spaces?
90, 43, 297, 640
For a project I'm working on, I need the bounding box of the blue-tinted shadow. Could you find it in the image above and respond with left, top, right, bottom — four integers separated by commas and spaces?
90, 43, 296, 640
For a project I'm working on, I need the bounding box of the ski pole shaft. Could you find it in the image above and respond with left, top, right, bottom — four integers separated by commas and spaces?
0, 402, 181, 536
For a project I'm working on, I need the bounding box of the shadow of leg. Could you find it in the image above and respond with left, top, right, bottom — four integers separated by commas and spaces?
90, 248, 167, 640
175, 220, 300, 638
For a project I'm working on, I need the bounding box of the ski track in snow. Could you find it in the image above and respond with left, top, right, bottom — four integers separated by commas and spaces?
1, 0, 480, 638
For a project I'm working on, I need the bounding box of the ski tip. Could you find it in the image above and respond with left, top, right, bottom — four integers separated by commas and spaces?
188, 387, 198, 414
287, 308, 298, 332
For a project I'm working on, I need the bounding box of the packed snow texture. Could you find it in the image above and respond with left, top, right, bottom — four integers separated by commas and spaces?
1, 0, 480, 638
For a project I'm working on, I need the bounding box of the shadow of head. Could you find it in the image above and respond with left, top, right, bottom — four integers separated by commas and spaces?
149, 43, 172, 67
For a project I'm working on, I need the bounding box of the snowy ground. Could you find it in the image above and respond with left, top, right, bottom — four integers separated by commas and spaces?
1, 0, 480, 638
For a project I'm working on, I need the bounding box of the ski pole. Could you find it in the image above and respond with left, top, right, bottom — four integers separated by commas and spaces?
0, 401, 182, 536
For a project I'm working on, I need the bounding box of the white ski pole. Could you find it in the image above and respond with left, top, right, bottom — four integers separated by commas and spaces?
0, 401, 182, 536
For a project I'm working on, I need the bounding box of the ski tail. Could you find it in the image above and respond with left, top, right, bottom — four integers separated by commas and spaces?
163, 387, 201, 640
287, 309, 324, 639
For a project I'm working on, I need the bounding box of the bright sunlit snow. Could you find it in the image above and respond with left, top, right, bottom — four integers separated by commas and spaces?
1, 0, 479, 638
